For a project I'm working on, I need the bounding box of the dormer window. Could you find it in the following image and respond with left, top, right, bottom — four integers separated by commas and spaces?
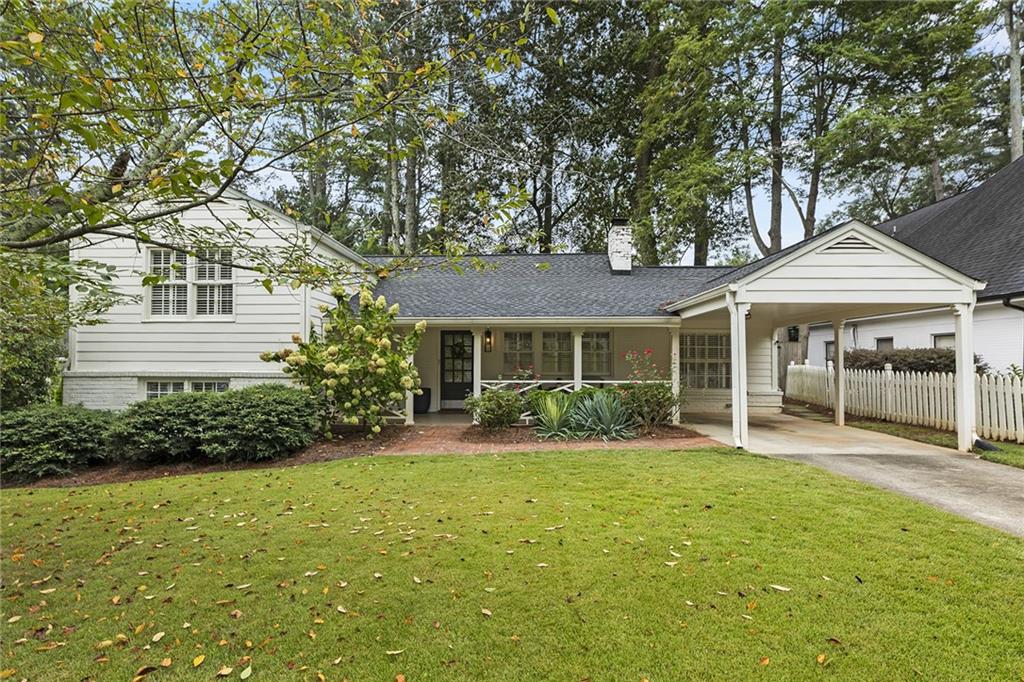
147, 247, 234, 319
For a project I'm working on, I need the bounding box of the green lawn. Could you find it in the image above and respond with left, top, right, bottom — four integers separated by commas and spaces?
848, 420, 1024, 469
3, 449, 1024, 681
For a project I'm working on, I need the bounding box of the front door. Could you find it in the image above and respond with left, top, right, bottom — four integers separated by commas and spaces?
440, 330, 474, 409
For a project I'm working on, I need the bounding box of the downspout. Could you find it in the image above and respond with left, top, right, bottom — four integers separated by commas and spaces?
1003, 295, 1024, 366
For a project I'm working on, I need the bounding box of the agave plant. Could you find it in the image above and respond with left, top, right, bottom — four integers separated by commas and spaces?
533, 391, 576, 440
571, 392, 637, 441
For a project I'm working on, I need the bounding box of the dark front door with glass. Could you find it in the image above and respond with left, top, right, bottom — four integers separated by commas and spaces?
441, 330, 473, 408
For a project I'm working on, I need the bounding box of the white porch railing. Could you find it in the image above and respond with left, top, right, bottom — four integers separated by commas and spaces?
785, 363, 1024, 443
479, 379, 670, 394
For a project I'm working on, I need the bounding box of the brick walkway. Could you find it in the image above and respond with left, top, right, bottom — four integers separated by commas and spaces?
377, 425, 720, 456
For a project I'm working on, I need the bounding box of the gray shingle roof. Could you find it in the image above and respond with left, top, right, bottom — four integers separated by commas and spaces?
368, 254, 733, 318
873, 157, 1024, 299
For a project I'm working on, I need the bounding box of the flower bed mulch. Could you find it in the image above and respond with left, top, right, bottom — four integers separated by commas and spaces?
12, 423, 715, 489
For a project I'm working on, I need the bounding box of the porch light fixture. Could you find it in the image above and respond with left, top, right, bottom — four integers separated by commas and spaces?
484, 328, 493, 352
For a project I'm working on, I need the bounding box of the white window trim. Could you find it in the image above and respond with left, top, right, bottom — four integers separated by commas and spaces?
501, 330, 536, 375
142, 246, 237, 322
875, 336, 895, 351
143, 378, 231, 400
581, 330, 613, 378
540, 330, 574, 378
932, 333, 956, 350
681, 330, 732, 390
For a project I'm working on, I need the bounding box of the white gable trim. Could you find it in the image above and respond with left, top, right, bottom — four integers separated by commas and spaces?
666, 220, 985, 313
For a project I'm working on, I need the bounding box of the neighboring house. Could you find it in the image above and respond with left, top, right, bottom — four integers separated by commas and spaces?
67, 160, 1023, 453
62, 189, 367, 409
806, 158, 1024, 373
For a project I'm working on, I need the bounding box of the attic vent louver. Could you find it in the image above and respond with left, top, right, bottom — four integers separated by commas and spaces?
822, 235, 882, 254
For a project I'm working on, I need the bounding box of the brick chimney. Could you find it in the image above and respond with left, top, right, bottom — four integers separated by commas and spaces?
608, 217, 632, 274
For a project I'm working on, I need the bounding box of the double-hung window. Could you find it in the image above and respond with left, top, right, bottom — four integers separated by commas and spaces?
195, 248, 234, 316
541, 331, 573, 376
581, 331, 611, 376
681, 333, 731, 389
503, 331, 534, 374
148, 247, 234, 318
150, 250, 188, 316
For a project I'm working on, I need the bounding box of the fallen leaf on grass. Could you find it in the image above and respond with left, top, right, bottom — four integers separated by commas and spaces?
386, 649, 404, 656
216, 665, 233, 676
160, 658, 171, 667
192, 654, 205, 667
240, 666, 252, 679
759, 657, 770, 666
133, 665, 157, 679
481, 609, 492, 618
664, 561, 678, 567
151, 632, 164, 642
769, 584, 791, 592
6, 616, 21, 624
817, 654, 826, 665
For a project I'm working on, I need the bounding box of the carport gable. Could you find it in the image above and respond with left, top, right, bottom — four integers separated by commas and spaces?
733, 220, 984, 306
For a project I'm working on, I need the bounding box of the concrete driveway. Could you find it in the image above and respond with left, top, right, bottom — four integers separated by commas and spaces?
686, 412, 1024, 537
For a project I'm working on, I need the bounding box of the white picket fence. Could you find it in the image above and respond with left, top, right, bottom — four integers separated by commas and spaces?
785, 363, 1024, 444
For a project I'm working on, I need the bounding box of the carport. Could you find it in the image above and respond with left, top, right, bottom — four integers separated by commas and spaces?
667, 220, 986, 452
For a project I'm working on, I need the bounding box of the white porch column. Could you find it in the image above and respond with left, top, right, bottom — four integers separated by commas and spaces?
471, 328, 483, 398
727, 292, 750, 449
670, 327, 681, 425
832, 320, 846, 427
954, 303, 976, 452
572, 328, 584, 390
404, 351, 415, 425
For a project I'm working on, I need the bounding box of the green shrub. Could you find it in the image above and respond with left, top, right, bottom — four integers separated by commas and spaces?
533, 392, 576, 440
843, 348, 988, 374
571, 392, 637, 441
1, 404, 115, 479
465, 389, 524, 428
201, 384, 319, 462
108, 392, 218, 462
618, 382, 681, 431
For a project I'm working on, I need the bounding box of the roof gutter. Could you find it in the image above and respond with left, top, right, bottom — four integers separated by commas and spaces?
1001, 294, 1024, 314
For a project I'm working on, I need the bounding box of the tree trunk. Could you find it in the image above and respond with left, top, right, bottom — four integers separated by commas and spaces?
693, 204, 710, 266
805, 159, 821, 238
539, 134, 554, 253
386, 129, 401, 250
929, 156, 946, 201
768, 29, 784, 254
403, 148, 418, 255
1008, 1, 1023, 161
633, 8, 663, 266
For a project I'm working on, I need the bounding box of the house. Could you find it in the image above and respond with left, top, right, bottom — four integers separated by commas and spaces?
62, 189, 367, 408
64, 178, 1000, 453
806, 158, 1024, 373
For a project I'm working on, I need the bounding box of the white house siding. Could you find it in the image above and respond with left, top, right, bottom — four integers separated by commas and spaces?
806, 299, 1024, 373
64, 197, 362, 410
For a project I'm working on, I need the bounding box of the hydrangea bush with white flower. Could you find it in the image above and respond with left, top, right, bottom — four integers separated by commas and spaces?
262, 286, 426, 437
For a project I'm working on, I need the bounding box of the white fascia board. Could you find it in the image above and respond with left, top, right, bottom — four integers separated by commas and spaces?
394, 316, 682, 328
806, 298, 1007, 328
664, 284, 729, 313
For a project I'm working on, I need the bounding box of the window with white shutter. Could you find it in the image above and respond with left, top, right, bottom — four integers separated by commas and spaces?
195, 248, 234, 316
147, 247, 234, 319
149, 249, 188, 316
